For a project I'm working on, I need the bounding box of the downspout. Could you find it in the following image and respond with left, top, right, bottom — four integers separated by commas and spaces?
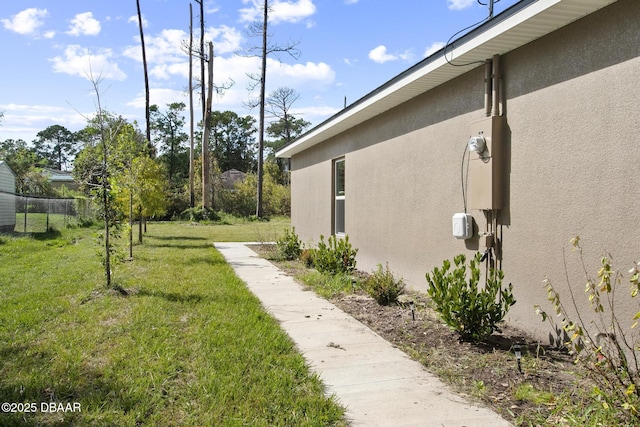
492, 54, 502, 270
492, 54, 501, 117
485, 59, 492, 117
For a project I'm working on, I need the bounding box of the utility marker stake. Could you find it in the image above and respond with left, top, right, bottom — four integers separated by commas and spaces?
513, 344, 522, 373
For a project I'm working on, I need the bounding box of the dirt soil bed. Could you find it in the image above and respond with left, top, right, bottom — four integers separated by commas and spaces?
331, 292, 586, 425
250, 244, 592, 425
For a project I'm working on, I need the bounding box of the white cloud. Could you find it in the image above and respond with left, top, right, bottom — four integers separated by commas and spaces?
296, 104, 339, 119
424, 41, 446, 57
127, 88, 188, 110
0, 103, 90, 140
123, 29, 188, 66
124, 25, 244, 81
1, 8, 48, 35
368, 45, 413, 64
50, 45, 126, 81
150, 62, 188, 80
128, 14, 148, 28
270, 60, 335, 83
369, 45, 395, 63
239, 0, 317, 24
209, 25, 244, 55
447, 0, 475, 10
66, 12, 101, 36
344, 0, 359, 4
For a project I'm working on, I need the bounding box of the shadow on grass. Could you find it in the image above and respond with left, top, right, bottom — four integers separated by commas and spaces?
137, 288, 206, 304
183, 255, 228, 266
0, 345, 150, 426
146, 242, 213, 250
151, 235, 208, 241
2, 229, 63, 241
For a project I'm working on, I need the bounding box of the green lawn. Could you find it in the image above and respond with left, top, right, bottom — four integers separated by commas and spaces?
0, 219, 346, 426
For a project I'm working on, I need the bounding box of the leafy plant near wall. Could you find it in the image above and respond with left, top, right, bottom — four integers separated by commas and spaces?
534, 236, 640, 423
366, 263, 406, 305
275, 227, 302, 261
425, 253, 516, 342
314, 234, 358, 275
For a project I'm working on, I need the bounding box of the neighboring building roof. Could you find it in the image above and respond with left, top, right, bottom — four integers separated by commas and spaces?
276, 0, 617, 159
0, 161, 16, 177
220, 169, 247, 189
42, 168, 75, 183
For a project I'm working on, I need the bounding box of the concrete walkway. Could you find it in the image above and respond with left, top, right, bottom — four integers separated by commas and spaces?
215, 242, 512, 427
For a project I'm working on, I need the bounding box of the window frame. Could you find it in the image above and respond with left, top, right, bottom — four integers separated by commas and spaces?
333, 157, 346, 236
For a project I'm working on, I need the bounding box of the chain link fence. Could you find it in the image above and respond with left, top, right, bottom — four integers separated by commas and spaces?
0, 191, 95, 233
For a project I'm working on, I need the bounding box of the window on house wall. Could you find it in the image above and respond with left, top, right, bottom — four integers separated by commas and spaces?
334, 158, 345, 235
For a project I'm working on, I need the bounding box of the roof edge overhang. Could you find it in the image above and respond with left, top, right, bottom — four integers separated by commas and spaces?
0, 161, 17, 177
276, 0, 617, 159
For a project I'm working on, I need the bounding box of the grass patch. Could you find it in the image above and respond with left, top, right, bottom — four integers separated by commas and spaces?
514, 383, 555, 406
298, 270, 362, 299
0, 221, 344, 426
15, 212, 84, 233
185, 216, 290, 243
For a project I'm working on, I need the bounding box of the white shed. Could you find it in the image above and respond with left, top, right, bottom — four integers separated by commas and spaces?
0, 161, 16, 232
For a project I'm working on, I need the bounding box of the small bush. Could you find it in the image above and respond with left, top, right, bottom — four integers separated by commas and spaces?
366, 263, 405, 305
314, 234, 358, 275
299, 270, 358, 299
181, 206, 219, 222
300, 248, 315, 268
425, 252, 516, 342
275, 227, 302, 261
535, 236, 640, 424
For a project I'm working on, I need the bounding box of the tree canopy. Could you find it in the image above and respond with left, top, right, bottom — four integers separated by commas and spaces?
33, 124, 77, 171
208, 110, 257, 173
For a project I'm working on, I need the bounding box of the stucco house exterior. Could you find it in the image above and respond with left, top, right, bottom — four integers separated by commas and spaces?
0, 161, 17, 232
277, 0, 640, 341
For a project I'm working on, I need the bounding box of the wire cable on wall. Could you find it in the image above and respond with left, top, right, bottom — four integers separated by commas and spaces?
460, 143, 471, 213
460, 140, 471, 213
443, 0, 501, 67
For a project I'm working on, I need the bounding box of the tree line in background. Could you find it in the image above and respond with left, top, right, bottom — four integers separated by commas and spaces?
1, 0, 310, 222
0, 86, 309, 219
0, 0, 308, 289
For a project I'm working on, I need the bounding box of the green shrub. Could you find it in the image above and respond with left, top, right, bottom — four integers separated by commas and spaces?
366, 263, 405, 305
313, 234, 358, 275
425, 253, 515, 342
181, 206, 219, 222
275, 227, 302, 261
300, 248, 315, 268
535, 236, 640, 424
299, 270, 358, 299
215, 171, 290, 218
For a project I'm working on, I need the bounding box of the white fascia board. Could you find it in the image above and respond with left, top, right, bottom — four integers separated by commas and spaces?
277, 0, 616, 159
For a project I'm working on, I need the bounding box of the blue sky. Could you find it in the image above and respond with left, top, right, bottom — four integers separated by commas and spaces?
0, 0, 519, 144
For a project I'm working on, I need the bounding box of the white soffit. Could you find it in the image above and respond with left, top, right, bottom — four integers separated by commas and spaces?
277, 0, 617, 158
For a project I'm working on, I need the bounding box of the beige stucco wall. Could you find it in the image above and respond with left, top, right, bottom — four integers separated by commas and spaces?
290, 0, 640, 341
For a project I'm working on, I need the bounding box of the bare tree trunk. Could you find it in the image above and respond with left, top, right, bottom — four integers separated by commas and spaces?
90, 78, 111, 288
202, 42, 214, 209
129, 192, 133, 259
196, 0, 212, 208
256, 0, 268, 218
138, 205, 143, 243
188, 3, 195, 208
136, 0, 151, 146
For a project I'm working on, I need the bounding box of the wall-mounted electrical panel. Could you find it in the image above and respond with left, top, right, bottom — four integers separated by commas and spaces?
468, 116, 505, 210
452, 213, 473, 239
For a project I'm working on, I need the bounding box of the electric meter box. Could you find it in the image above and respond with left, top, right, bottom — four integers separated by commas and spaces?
452, 213, 473, 240
468, 115, 505, 210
